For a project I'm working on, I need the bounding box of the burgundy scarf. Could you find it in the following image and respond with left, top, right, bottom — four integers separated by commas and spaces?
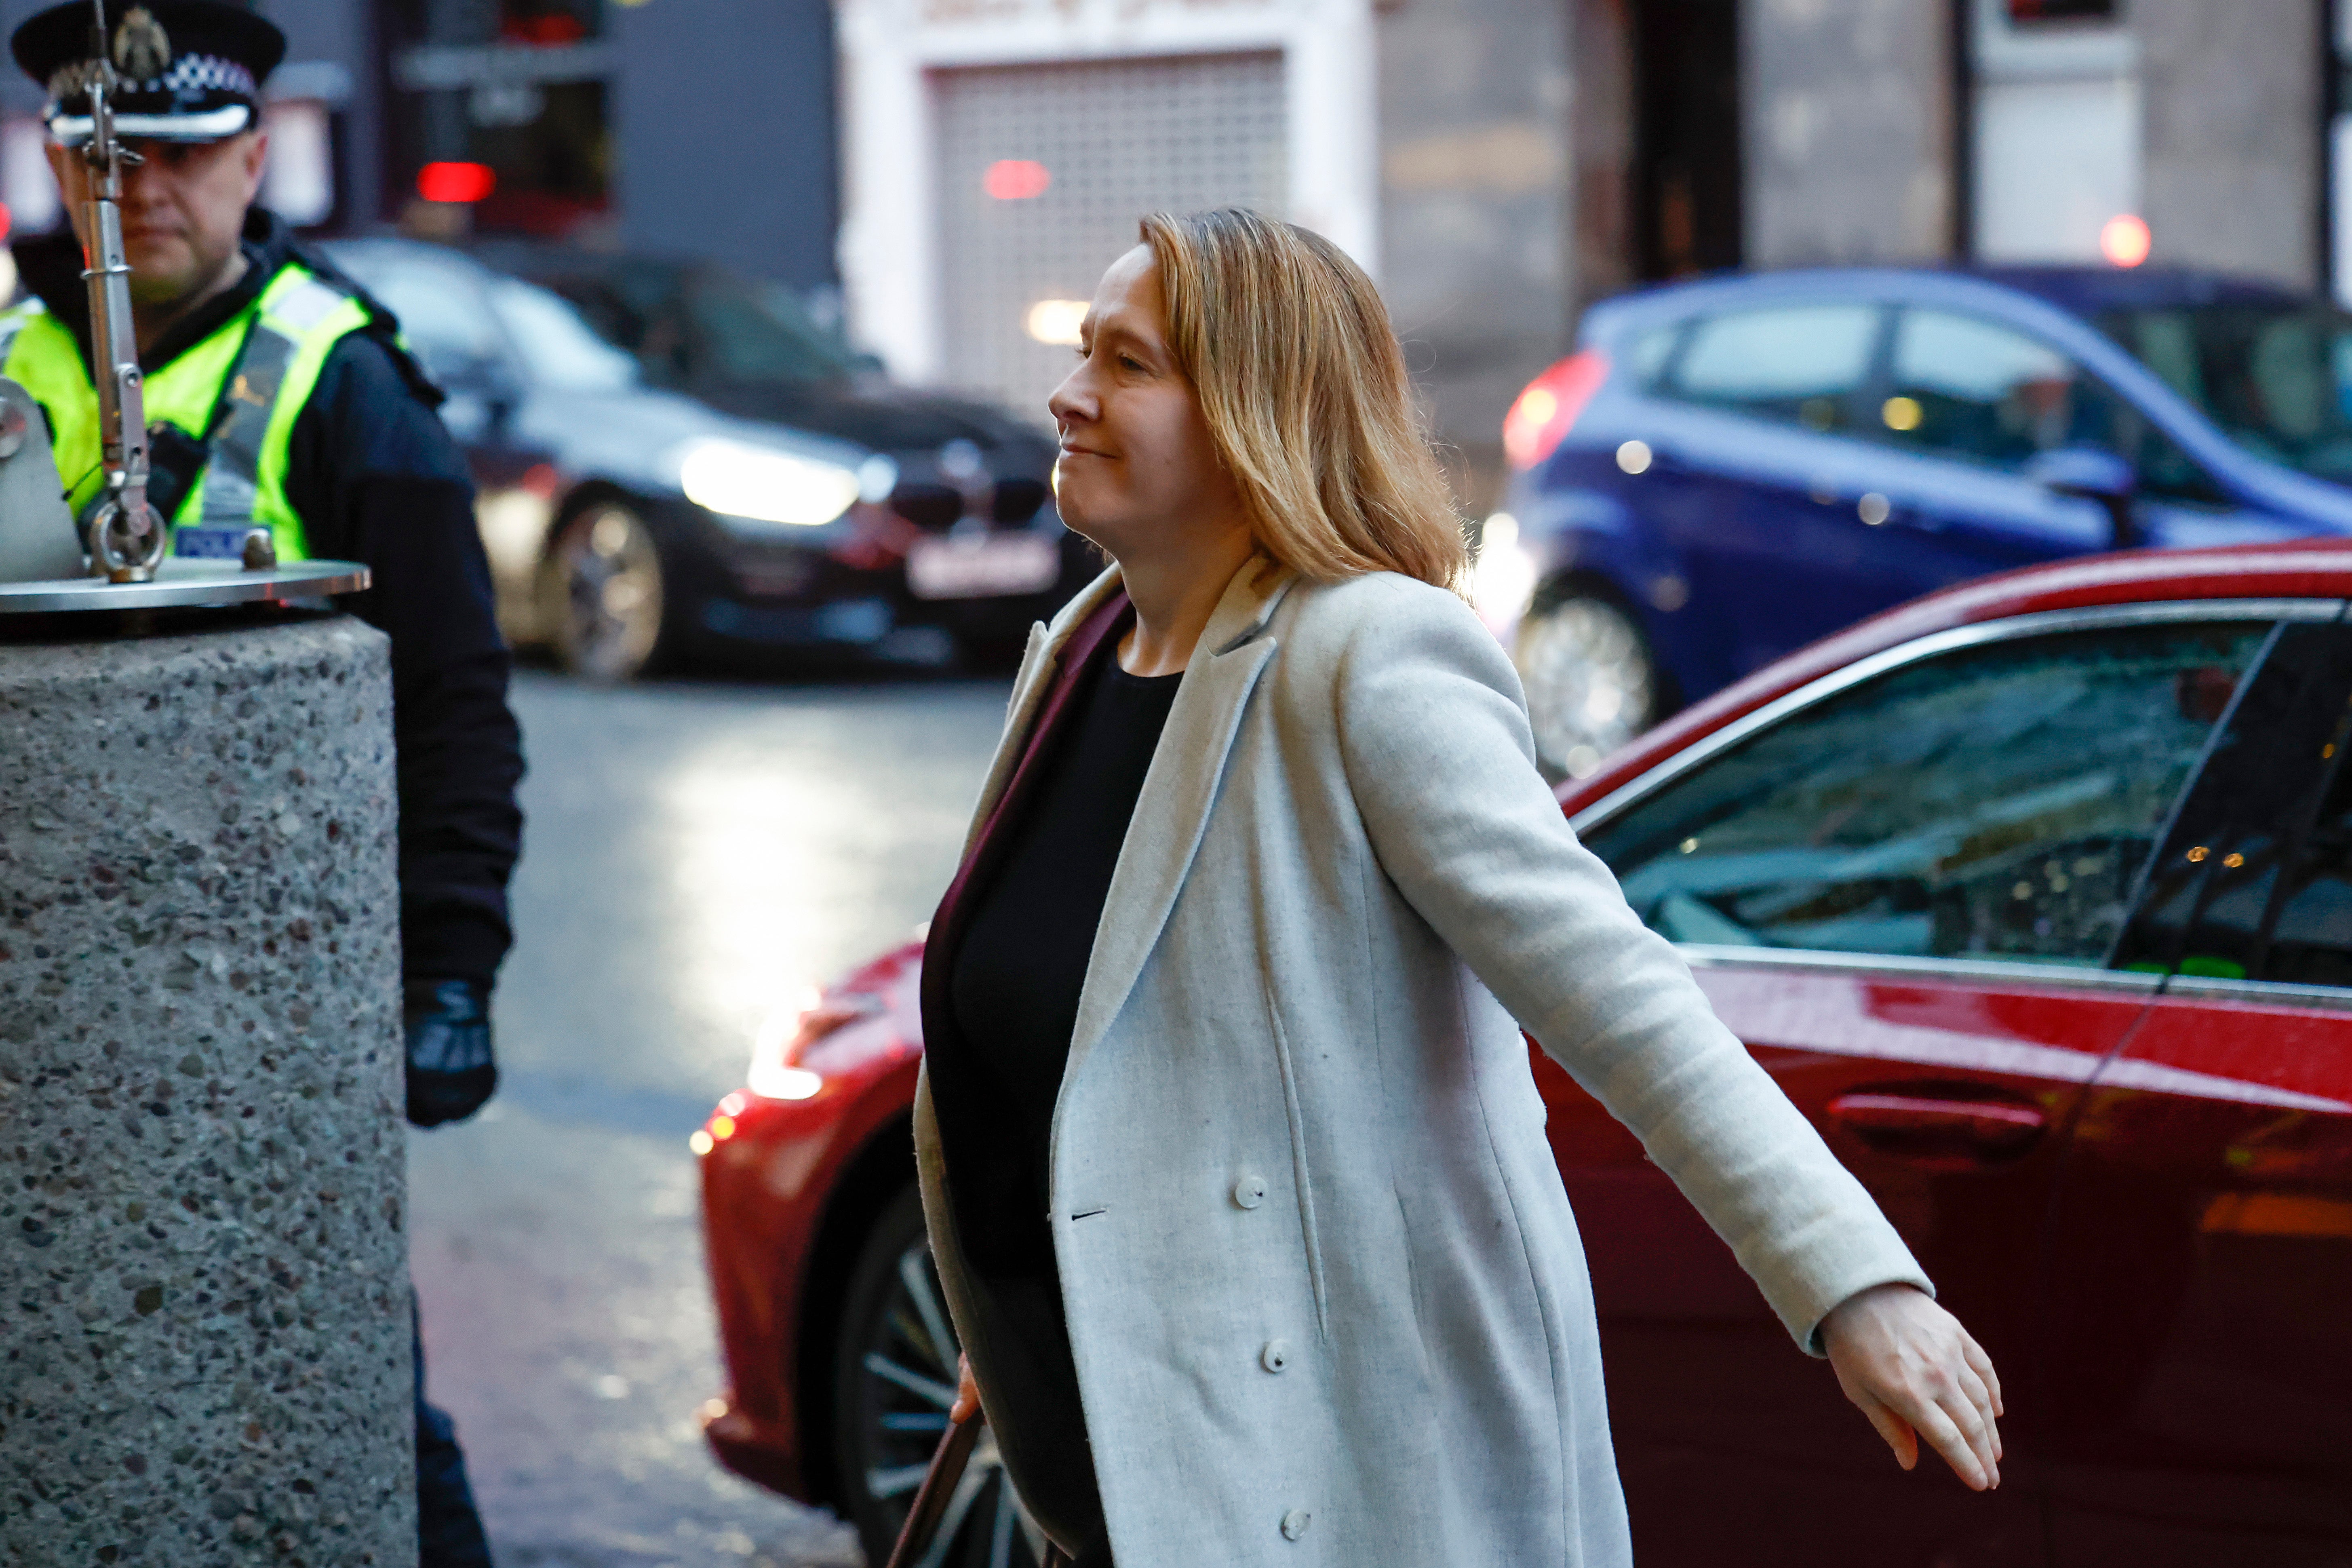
919, 590, 1133, 1043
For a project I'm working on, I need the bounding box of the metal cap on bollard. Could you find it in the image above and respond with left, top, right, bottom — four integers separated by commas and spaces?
0, 372, 370, 620
0, 366, 369, 619
0, 554, 372, 615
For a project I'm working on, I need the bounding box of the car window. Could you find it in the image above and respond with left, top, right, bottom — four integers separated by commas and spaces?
2101, 302, 2352, 487
2078, 378, 2233, 508
486, 278, 639, 392
330, 247, 506, 385
2115, 620, 2352, 985
1665, 304, 1878, 432
530, 272, 700, 390
1582, 620, 2271, 965
1624, 324, 1680, 388
688, 275, 858, 385
1883, 308, 2229, 504
1882, 310, 2078, 465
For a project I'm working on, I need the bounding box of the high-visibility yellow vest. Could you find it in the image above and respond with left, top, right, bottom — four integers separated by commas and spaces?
0, 263, 373, 563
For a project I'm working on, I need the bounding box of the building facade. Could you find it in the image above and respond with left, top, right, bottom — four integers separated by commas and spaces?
834, 0, 1379, 413
839, 0, 2334, 510
0, 0, 2329, 512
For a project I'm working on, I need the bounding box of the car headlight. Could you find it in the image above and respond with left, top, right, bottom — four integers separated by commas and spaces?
746, 984, 885, 1100
674, 437, 864, 528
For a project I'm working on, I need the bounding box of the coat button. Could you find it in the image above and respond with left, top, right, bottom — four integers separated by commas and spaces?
1232, 1174, 1267, 1210
1281, 1508, 1312, 1541
1260, 1338, 1291, 1373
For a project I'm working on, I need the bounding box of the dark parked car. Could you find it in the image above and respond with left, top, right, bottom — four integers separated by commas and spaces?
1490, 266, 2352, 777
322, 239, 1087, 679
690, 539, 2352, 1568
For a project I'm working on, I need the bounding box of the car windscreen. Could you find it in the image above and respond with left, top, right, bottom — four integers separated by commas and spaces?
685, 274, 859, 385
2100, 302, 2352, 486
486, 278, 640, 393
325, 242, 506, 388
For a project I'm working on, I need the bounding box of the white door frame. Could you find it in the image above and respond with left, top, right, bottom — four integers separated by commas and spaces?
1966, 0, 2141, 264
835, 0, 1379, 385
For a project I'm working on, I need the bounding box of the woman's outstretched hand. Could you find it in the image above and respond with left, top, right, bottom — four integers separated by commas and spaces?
951, 1352, 981, 1423
1821, 1282, 2004, 1490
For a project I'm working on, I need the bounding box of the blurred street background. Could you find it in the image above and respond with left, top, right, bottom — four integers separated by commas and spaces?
409, 668, 1008, 1566
0, 0, 2341, 1561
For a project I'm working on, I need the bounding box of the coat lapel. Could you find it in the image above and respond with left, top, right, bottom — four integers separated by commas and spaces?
1063, 558, 1300, 1083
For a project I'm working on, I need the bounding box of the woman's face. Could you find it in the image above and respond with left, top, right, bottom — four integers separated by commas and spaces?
1047, 246, 1246, 561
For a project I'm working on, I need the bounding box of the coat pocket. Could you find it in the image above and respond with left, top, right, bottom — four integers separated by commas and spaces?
1394, 1187, 1439, 1385
1263, 998, 1331, 1340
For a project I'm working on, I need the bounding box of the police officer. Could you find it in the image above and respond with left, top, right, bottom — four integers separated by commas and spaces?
6, 6, 521, 1564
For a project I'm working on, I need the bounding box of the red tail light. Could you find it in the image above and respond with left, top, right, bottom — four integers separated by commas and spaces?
1503, 350, 1610, 471
417, 162, 496, 204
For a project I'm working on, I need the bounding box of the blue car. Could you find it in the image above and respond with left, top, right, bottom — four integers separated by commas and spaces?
1486, 266, 2352, 778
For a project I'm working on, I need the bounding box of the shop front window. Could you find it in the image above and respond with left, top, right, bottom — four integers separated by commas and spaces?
387, 0, 613, 241
500, 1, 596, 45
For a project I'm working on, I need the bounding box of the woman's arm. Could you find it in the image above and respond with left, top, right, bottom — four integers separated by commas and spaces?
1322, 578, 2000, 1487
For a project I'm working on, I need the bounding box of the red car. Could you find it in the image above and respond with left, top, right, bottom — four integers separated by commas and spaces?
695, 542, 2352, 1568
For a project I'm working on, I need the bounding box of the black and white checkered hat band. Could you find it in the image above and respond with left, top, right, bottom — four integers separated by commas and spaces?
160, 53, 255, 97
45, 51, 257, 105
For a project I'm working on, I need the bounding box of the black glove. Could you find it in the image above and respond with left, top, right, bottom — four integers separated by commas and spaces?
404, 978, 499, 1128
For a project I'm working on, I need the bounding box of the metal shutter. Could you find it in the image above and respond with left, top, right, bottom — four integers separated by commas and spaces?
933, 52, 1288, 421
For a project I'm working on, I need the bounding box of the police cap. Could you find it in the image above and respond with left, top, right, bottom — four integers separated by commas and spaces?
11, 2, 285, 147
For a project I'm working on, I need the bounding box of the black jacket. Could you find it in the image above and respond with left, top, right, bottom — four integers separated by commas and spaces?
13, 210, 525, 988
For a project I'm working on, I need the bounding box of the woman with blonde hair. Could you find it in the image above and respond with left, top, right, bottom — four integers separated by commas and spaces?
916, 207, 2000, 1568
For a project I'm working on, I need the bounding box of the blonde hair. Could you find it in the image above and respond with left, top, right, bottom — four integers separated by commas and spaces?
1138, 208, 1467, 591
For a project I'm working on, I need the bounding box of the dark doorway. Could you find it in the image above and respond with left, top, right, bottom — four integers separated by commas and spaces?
1630, 0, 1743, 280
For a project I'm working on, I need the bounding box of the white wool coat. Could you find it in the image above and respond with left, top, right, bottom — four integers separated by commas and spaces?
915, 561, 1927, 1566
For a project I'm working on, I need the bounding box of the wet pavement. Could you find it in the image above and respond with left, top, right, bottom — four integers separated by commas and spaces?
408, 666, 1013, 1568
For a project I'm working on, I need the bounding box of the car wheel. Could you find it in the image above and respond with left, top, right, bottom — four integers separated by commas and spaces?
833, 1187, 1047, 1568
1512, 590, 1658, 782
546, 502, 668, 681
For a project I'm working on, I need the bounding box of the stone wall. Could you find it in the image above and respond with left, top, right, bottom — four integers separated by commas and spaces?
1376, 0, 1576, 514
1742, 0, 1957, 269
2139, 0, 2323, 289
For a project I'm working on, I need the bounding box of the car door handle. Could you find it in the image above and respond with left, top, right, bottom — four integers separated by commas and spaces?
1826, 1090, 2048, 1166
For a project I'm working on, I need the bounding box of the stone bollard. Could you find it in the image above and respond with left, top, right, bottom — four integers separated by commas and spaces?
0, 611, 415, 1566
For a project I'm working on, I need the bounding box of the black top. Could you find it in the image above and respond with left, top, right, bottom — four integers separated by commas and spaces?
948, 639, 1183, 1277
15, 210, 525, 988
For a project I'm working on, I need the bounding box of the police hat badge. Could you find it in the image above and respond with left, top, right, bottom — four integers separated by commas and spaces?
112, 7, 169, 83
